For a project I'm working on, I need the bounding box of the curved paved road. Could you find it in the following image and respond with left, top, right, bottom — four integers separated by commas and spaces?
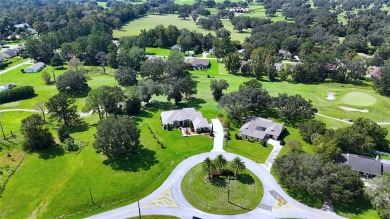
88, 152, 344, 219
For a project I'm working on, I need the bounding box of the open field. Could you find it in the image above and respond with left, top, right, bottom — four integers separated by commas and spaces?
181, 163, 263, 214
113, 14, 250, 42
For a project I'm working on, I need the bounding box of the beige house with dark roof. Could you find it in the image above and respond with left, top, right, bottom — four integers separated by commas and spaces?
239, 116, 284, 141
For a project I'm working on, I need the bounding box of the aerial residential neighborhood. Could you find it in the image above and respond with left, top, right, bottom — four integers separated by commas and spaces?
0, 0, 390, 219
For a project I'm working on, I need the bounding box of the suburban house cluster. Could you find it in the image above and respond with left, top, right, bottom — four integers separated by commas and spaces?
229, 7, 249, 13
160, 108, 210, 133
337, 153, 390, 177
0, 45, 25, 63
239, 116, 284, 141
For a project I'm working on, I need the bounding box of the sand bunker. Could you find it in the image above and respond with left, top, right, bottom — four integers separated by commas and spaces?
326, 92, 335, 100
339, 106, 368, 113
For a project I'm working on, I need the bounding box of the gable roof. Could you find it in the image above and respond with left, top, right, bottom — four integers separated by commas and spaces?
239, 116, 284, 139
337, 153, 382, 176
368, 67, 380, 78
26, 62, 45, 71
189, 58, 209, 67
160, 108, 210, 130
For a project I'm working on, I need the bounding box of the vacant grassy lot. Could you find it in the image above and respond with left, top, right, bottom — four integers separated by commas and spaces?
182, 164, 263, 215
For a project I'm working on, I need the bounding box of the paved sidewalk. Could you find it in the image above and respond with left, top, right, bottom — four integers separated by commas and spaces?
88, 152, 345, 219
210, 119, 225, 152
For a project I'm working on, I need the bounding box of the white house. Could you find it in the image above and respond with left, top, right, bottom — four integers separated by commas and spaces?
25, 62, 45, 73
160, 108, 210, 133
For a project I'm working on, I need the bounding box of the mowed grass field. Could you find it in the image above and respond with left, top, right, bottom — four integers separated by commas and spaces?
181, 164, 263, 215
113, 14, 251, 42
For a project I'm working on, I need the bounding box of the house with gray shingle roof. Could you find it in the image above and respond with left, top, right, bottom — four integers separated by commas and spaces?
337, 153, 390, 177
160, 108, 210, 133
25, 62, 45, 73
239, 116, 284, 141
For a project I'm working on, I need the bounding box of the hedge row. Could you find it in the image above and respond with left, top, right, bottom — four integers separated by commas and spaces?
0, 86, 35, 104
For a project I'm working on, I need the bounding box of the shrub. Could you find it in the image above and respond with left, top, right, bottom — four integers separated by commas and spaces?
0, 86, 35, 104
57, 125, 70, 143
235, 133, 242, 140
41, 71, 51, 85
63, 138, 79, 151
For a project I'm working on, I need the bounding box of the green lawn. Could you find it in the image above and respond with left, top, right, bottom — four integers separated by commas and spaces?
113, 14, 250, 42
145, 47, 172, 56
1, 58, 389, 218
224, 130, 273, 163
1, 56, 29, 69
340, 91, 377, 106
181, 163, 263, 214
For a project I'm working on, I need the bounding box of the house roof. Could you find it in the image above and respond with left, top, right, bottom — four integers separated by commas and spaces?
337, 153, 383, 176
171, 44, 182, 50
161, 108, 210, 129
147, 55, 166, 62
26, 62, 45, 71
278, 49, 291, 56
2, 49, 18, 56
239, 116, 284, 139
14, 23, 30, 28
368, 67, 380, 78
189, 58, 209, 67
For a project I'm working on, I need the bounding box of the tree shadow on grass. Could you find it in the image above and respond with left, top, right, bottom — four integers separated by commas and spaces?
37, 145, 65, 159
210, 177, 227, 188
333, 195, 374, 216
178, 97, 206, 110
144, 98, 206, 112
67, 121, 90, 134
103, 147, 158, 172
238, 173, 255, 185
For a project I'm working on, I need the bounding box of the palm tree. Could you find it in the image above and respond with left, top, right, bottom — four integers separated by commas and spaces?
202, 157, 216, 179
214, 154, 228, 172
230, 156, 246, 178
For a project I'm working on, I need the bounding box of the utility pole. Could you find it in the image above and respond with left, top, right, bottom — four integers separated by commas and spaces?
227, 175, 230, 203
138, 200, 141, 219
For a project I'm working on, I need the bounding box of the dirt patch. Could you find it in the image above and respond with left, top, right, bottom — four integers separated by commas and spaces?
339, 106, 368, 113
326, 92, 335, 100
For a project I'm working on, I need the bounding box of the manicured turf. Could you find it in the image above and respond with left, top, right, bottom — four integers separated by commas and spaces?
1, 58, 389, 218
113, 14, 250, 42
181, 164, 263, 215
0, 112, 213, 219
146, 47, 172, 56
341, 91, 377, 106
224, 130, 273, 163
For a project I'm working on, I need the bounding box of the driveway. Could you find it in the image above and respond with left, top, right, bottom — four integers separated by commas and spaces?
210, 119, 225, 152
88, 152, 344, 219
261, 139, 283, 172
0, 59, 32, 75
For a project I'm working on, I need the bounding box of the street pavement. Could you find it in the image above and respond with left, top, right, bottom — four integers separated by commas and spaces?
88, 151, 345, 219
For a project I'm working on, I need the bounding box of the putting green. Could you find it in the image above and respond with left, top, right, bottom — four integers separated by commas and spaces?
340, 92, 377, 106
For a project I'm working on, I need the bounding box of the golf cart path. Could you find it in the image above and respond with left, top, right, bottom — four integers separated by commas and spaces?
88, 152, 344, 219
0, 109, 93, 117
0, 59, 32, 75
316, 113, 390, 125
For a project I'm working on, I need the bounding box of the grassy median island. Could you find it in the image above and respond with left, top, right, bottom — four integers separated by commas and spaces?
181, 164, 263, 215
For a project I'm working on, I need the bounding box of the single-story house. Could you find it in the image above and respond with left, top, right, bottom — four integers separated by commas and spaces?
147, 55, 166, 62
160, 108, 210, 133
25, 62, 45, 73
277, 50, 292, 59
229, 7, 249, 13
274, 62, 297, 72
0, 83, 16, 92
171, 44, 182, 51
337, 153, 390, 177
366, 67, 380, 79
1, 49, 18, 58
14, 23, 36, 35
239, 116, 284, 141
188, 58, 210, 70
